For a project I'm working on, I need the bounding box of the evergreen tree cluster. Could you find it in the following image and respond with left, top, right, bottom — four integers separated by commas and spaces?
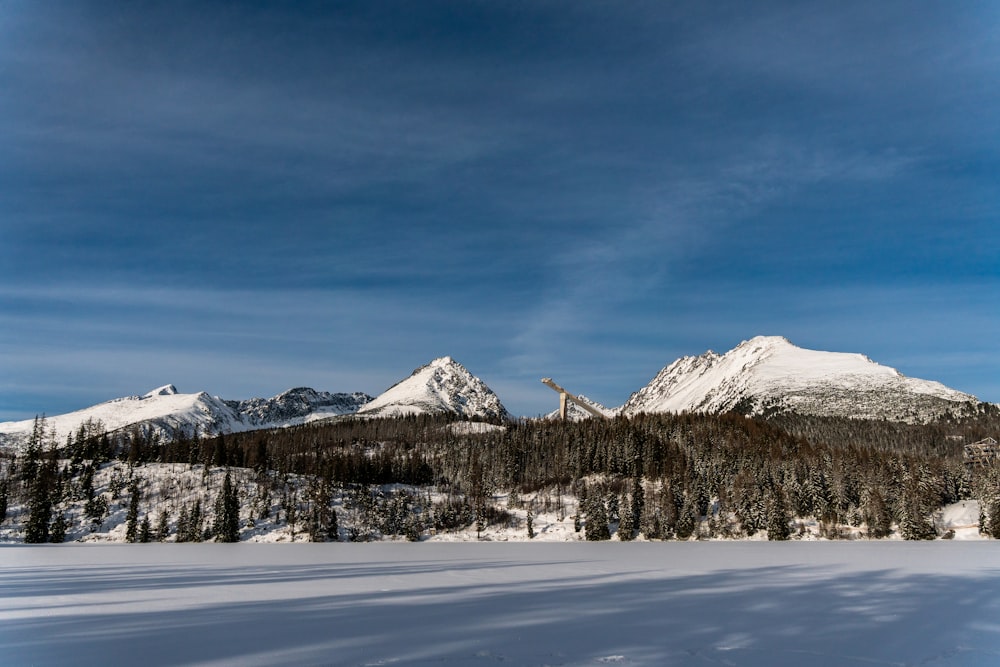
1, 409, 997, 542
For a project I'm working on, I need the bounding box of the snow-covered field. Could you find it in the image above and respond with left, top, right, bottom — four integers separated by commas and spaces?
3, 543, 999, 666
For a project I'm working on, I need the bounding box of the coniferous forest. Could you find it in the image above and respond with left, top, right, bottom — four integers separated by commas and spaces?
2, 408, 1000, 543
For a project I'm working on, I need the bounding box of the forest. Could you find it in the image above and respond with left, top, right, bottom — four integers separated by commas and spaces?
2, 407, 1000, 544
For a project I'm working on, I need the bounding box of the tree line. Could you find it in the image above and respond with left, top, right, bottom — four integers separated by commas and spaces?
2, 409, 999, 542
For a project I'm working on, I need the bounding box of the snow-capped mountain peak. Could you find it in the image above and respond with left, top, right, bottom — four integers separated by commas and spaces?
358, 357, 510, 420
144, 384, 179, 397
622, 336, 981, 423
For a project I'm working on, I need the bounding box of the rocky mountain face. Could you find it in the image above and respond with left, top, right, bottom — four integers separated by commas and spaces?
621, 336, 983, 423
358, 356, 510, 421
227, 388, 373, 427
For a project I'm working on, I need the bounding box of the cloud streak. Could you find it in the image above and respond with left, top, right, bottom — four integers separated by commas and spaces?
2, 2, 999, 417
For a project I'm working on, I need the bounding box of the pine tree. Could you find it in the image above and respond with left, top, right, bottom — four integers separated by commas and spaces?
617, 502, 635, 541
49, 513, 68, 543
24, 460, 55, 543
155, 509, 169, 542
139, 516, 152, 543
306, 477, 334, 542
476, 501, 486, 540
189, 500, 204, 542
404, 513, 421, 542
630, 477, 645, 533
766, 490, 791, 541
20, 416, 45, 483
584, 494, 610, 541
214, 471, 240, 542
674, 494, 697, 540
863, 490, 892, 539
176, 505, 190, 543
899, 496, 936, 540
282, 490, 298, 541
0, 478, 8, 524
125, 480, 141, 543
987, 498, 1000, 539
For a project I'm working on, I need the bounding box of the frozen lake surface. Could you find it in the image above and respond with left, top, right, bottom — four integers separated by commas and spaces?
2, 542, 999, 666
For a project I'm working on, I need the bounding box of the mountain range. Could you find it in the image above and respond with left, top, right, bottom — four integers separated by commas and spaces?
0, 337, 988, 448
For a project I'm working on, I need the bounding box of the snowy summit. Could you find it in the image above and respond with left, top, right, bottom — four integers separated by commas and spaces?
358, 357, 510, 421
622, 335, 982, 423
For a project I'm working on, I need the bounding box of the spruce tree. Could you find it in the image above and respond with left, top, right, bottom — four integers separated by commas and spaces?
987, 498, 1000, 539
899, 497, 936, 540
766, 491, 791, 541
306, 477, 334, 542
584, 495, 610, 541
630, 477, 645, 533
155, 509, 169, 542
617, 504, 635, 541
404, 514, 421, 542
0, 478, 8, 524
864, 490, 892, 539
49, 513, 68, 543
125, 481, 140, 543
24, 461, 55, 543
214, 471, 240, 542
139, 516, 152, 543
674, 495, 697, 540
176, 506, 190, 543
189, 500, 204, 542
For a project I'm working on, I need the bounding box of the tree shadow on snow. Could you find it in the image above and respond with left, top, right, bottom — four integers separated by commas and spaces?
3, 548, 1000, 667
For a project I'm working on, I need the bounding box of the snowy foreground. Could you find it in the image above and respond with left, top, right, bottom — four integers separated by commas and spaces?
2, 543, 999, 667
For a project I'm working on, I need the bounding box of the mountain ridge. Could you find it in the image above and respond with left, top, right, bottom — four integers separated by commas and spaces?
0, 356, 510, 448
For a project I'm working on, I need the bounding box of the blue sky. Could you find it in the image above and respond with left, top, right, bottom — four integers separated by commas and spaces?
2, 1, 999, 419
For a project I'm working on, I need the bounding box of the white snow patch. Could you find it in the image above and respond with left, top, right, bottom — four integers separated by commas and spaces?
442, 421, 506, 435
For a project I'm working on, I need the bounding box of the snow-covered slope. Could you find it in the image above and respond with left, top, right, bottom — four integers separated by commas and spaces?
358, 357, 510, 421
544, 395, 617, 421
0, 385, 244, 446
0, 385, 374, 449
622, 336, 981, 423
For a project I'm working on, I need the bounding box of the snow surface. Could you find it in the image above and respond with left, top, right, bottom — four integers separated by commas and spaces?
0, 387, 244, 446
623, 335, 981, 422
3, 542, 999, 666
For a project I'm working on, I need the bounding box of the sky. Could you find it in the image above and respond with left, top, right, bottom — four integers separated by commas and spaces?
2, 1, 999, 420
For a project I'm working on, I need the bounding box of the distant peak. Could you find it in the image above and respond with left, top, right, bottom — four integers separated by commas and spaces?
739, 335, 793, 348
429, 356, 456, 366
144, 384, 179, 397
